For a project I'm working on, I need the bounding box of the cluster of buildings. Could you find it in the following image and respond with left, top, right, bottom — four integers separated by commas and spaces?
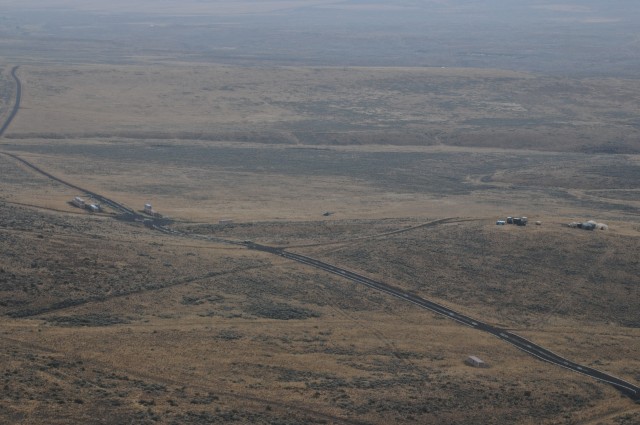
495, 216, 609, 231
496, 216, 529, 226
71, 198, 168, 221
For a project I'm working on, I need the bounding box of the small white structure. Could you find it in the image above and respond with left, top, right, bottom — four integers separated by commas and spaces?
87, 204, 101, 213
144, 203, 153, 214
465, 355, 488, 368
587, 220, 608, 230
72, 197, 85, 208
496, 220, 506, 225
569, 220, 607, 230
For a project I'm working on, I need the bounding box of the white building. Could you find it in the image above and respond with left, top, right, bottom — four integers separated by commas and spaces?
72, 197, 85, 208
465, 355, 488, 368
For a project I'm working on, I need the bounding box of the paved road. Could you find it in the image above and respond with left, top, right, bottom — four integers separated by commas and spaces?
0, 66, 144, 220
5, 145, 639, 402
1, 65, 638, 402
0, 66, 22, 137
247, 242, 640, 402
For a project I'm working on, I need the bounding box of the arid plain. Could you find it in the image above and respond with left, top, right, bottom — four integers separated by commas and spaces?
1, 2, 640, 424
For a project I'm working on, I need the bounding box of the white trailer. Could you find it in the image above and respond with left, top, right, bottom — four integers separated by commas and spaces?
72, 197, 85, 208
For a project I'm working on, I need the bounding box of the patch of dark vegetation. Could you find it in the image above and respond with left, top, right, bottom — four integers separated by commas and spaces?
0, 299, 28, 307
581, 144, 640, 155
213, 269, 378, 313
215, 330, 243, 341
44, 313, 131, 327
174, 409, 323, 425
0, 344, 180, 423
4, 264, 265, 318
1, 143, 539, 196
189, 392, 219, 405
182, 294, 225, 306
615, 412, 640, 425
585, 190, 640, 201
8, 299, 88, 318
247, 302, 320, 320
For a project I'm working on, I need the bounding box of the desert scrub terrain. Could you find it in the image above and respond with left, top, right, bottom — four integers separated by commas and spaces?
1, 3, 639, 423
295, 219, 640, 387
0, 66, 13, 119
5, 64, 640, 153
1, 50, 638, 425
299, 220, 640, 328
1, 200, 638, 424
1, 192, 639, 423
2, 139, 639, 223
0, 201, 267, 319
176, 218, 423, 247
1, 106, 639, 425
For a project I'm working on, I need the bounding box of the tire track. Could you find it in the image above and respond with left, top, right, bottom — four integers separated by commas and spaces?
7, 264, 268, 318
6, 143, 639, 401
283, 217, 478, 249
2, 65, 638, 403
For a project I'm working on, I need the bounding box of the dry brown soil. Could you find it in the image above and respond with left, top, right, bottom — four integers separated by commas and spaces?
0, 62, 639, 424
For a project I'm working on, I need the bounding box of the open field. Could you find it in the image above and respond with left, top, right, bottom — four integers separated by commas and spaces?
1, 137, 640, 223
1, 133, 639, 423
1, 202, 639, 425
3, 64, 640, 153
0, 66, 13, 119
1, 3, 640, 421
1, 1, 639, 76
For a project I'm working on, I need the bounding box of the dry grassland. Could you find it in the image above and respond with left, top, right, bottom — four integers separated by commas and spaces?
2, 138, 639, 223
0, 67, 12, 118
5, 64, 640, 153
1, 167, 639, 424
1, 201, 639, 424
1, 62, 639, 424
